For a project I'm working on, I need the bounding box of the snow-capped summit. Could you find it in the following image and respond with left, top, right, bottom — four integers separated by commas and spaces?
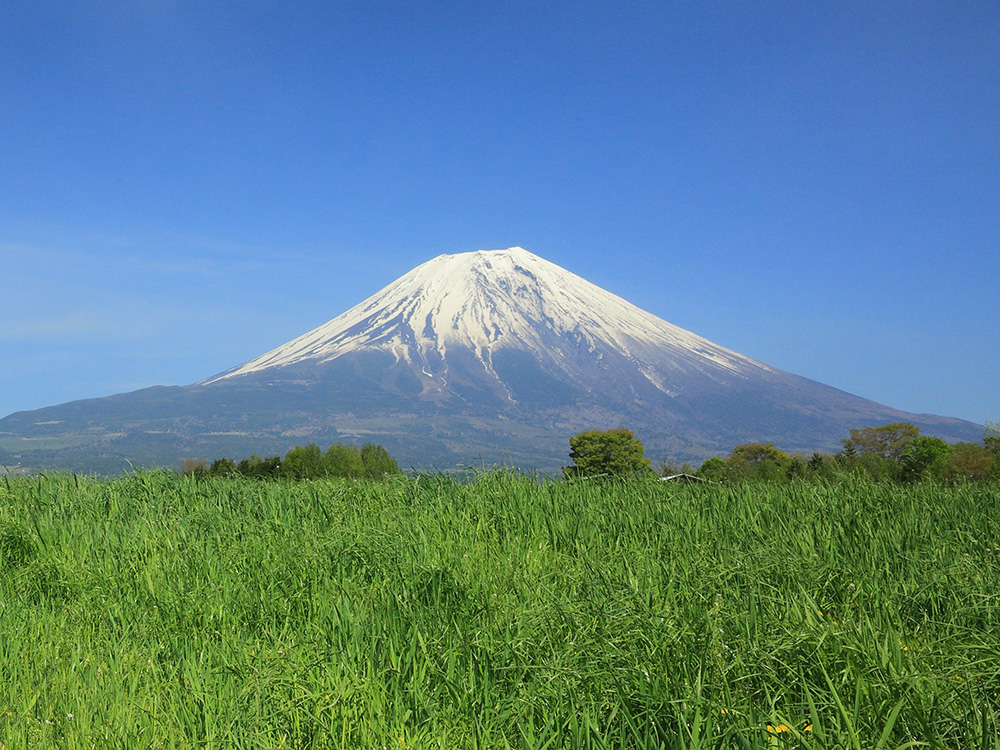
204, 247, 771, 396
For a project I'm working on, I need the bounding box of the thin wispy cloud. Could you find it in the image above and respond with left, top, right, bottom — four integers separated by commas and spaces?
1, 311, 158, 343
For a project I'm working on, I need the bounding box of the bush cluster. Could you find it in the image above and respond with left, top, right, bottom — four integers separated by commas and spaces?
182, 441, 402, 480
695, 421, 1000, 484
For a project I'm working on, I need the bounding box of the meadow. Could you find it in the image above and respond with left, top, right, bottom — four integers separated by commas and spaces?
1, 471, 998, 748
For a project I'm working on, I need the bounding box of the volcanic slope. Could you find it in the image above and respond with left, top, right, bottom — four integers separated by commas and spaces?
0, 247, 982, 473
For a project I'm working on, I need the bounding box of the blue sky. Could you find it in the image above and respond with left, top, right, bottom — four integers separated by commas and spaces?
2, 1, 998, 428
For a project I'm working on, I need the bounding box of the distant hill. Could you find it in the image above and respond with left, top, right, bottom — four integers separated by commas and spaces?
0, 247, 982, 474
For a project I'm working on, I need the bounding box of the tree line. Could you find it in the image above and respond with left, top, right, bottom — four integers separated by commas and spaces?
563, 422, 1000, 484
182, 422, 998, 484
697, 421, 999, 484
182, 441, 402, 480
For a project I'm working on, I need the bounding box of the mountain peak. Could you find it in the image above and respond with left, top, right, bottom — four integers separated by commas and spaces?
203, 247, 762, 388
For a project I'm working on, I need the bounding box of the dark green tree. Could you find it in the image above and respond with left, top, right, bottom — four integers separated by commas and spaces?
806, 452, 838, 480
985, 422, 1000, 480
947, 442, 994, 482
696, 456, 730, 481
841, 422, 920, 462
236, 453, 263, 477
900, 436, 952, 482
325, 442, 364, 478
837, 441, 858, 464
725, 443, 792, 481
359, 442, 401, 478
259, 455, 282, 478
785, 455, 807, 480
208, 457, 237, 477
563, 428, 653, 479
984, 421, 1000, 452
283, 444, 325, 479
237, 453, 282, 479
855, 452, 901, 481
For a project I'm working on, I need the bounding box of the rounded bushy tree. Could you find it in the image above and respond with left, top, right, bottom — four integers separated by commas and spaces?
563, 428, 653, 479
900, 436, 952, 482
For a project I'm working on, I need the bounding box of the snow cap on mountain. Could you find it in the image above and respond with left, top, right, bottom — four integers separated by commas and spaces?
204, 247, 769, 388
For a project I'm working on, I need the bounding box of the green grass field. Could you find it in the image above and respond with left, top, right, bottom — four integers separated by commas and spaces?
1, 471, 998, 748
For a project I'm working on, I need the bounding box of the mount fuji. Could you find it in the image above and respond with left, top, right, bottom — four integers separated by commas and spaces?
0, 247, 982, 473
